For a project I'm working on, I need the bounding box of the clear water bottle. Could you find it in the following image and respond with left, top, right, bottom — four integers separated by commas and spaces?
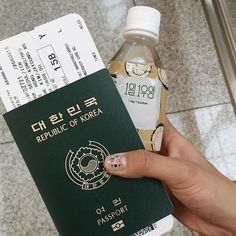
109, 6, 168, 151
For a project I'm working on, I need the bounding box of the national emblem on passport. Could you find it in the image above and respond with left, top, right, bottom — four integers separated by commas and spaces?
65, 140, 111, 190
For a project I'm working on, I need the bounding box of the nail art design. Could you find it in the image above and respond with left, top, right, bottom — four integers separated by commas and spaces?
106, 154, 126, 170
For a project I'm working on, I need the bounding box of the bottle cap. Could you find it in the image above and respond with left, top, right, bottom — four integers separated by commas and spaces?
124, 6, 161, 42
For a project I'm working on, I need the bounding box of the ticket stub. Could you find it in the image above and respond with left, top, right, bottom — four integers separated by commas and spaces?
0, 14, 104, 111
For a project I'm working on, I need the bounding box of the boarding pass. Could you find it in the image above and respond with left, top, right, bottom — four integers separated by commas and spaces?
0, 14, 104, 111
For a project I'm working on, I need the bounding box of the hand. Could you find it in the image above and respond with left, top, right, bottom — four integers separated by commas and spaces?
104, 117, 236, 236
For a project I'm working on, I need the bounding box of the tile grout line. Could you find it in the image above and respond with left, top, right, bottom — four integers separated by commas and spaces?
0, 140, 14, 145
167, 102, 232, 115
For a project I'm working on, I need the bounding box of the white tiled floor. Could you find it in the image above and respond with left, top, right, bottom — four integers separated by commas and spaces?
168, 103, 236, 181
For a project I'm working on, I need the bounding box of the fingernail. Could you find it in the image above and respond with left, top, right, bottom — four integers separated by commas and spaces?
105, 153, 127, 171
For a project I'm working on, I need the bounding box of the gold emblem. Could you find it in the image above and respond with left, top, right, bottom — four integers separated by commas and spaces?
111, 220, 125, 232
65, 141, 111, 190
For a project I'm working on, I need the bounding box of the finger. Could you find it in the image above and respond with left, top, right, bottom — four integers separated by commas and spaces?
161, 116, 182, 156
163, 116, 207, 165
163, 116, 192, 154
163, 116, 181, 141
162, 116, 189, 157
104, 149, 195, 186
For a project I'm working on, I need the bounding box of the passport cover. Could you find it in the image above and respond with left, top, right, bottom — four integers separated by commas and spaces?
4, 69, 173, 236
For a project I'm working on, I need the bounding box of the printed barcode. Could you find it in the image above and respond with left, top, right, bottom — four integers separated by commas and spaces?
129, 225, 154, 236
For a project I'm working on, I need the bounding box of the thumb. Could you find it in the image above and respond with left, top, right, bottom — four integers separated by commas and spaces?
104, 150, 196, 186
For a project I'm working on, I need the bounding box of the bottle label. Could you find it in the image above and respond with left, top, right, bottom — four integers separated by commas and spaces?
113, 75, 161, 130
109, 61, 168, 151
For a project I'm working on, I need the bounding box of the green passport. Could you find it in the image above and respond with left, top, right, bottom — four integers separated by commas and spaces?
4, 69, 173, 236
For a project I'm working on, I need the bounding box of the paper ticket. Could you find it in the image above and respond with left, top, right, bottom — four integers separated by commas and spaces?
0, 14, 104, 111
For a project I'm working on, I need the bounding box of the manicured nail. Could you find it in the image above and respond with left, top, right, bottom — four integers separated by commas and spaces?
105, 153, 127, 171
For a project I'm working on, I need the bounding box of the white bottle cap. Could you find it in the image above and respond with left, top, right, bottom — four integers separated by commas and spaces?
124, 6, 161, 42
